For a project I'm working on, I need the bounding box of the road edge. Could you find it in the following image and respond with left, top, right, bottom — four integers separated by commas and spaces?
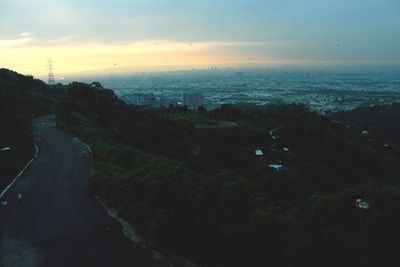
73, 137, 92, 154
0, 134, 39, 199
69, 135, 199, 267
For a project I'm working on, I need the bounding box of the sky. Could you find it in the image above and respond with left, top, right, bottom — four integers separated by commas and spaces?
0, 0, 399, 78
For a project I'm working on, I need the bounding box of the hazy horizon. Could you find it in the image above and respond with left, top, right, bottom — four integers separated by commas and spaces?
1, 0, 399, 78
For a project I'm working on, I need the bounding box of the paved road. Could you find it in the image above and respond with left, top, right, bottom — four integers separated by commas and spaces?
0, 116, 171, 267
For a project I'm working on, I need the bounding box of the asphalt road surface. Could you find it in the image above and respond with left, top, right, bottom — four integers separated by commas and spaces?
0, 116, 172, 267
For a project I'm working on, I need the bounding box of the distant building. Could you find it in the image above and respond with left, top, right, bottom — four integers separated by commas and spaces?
132, 93, 156, 107
361, 130, 369, 136
355, 199, 369, 209
255, 149, 264, 156
269, 164, 283, 171
183, 91, 203, 109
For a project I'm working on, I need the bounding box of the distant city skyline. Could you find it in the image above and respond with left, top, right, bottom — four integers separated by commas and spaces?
1, 0, 399, 78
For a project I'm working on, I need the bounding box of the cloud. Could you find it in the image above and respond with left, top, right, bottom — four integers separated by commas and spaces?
0, 39, 264, 76
1, 0, 399, 77
0, 36, 33, 48
1, 36, 398, 78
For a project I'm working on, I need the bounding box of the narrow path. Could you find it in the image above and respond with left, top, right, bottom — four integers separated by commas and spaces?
0, 115, 171, 267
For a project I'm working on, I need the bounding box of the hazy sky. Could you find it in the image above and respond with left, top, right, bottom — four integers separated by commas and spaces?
1, 0, 399, 77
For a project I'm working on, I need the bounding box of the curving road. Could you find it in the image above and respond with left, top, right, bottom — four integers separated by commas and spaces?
0, 116, 171, 267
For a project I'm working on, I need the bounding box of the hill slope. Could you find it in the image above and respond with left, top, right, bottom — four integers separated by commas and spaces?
56, 82, 400, 267
330, 103, 400, 151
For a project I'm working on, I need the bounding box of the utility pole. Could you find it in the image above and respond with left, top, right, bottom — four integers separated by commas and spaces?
47, 59, 55, 85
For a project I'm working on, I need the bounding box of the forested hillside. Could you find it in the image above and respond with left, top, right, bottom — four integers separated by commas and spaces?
0, 69, 65, 189
330, 103, 400, 151
56, 81, 400, 267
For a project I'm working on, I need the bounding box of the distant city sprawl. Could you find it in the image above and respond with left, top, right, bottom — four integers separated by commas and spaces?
69, 66, 400, 114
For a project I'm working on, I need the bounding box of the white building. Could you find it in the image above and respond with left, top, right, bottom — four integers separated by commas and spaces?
183, 91, 203, 109
269, 164, 283, 171
255, 149, 264, 156
361, 130, 369, 136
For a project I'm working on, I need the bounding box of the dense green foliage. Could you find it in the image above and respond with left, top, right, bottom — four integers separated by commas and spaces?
57, 82, 400, 267
331, 103, 400, 151
0, 69, 64, 189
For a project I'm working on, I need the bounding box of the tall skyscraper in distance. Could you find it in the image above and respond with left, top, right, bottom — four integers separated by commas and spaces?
183, 91, 203, 109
